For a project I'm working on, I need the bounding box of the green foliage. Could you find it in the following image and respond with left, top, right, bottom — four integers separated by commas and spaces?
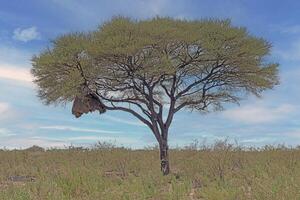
31, 33, 99, 105
32, 17, 279, 110
0, 143, 299, 199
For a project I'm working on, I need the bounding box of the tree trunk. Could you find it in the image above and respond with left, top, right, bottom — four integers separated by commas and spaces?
159, 139, 170, 175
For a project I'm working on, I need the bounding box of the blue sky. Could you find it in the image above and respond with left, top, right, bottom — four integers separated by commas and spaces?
1, 0, 300, 149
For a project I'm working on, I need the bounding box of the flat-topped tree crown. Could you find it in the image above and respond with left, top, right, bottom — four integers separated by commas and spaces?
31, 17, 279, 175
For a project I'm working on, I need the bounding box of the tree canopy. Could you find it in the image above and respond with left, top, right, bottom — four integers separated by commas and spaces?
31, 17, 279, 175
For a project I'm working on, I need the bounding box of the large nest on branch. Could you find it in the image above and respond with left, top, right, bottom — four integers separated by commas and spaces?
72, 94, 106, 118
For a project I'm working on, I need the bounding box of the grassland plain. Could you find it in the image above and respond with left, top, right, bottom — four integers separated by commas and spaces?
0, 141, 299, 200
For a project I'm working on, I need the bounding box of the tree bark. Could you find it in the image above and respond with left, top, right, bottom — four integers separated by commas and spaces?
159, 139, 170, 175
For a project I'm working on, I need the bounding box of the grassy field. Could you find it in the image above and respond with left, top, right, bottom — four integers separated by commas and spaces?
0, 141, 299, 200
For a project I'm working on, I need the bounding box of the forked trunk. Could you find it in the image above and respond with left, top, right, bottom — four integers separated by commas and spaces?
160, 140, 170, 175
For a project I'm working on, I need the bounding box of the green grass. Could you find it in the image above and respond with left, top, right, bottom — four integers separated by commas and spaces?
0, 142, 299, 200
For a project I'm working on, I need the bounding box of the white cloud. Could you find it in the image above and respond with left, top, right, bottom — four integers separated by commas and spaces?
0, 64, 33, 83
0, 102, 16, 121
223, 104, 294, 124
31, 135, 140, 146
67, 135, 137, 143
39, 125, 122, 134
240, 137, 271, 143
282, 130, 300, 138
273, 24, 300, 34
0, 46, 32, 65
103, 115, 145, 126
65, 136, 102, 141
0, 102, 10, 114
0, 137, 67, 149
50, 0, 168, 24
143, 0, 168, 15
274, 39, 300, 61
0, 128, 16, 137
282, 25, 300, 34
13, 26, 40, 42
0, 45, 34, 87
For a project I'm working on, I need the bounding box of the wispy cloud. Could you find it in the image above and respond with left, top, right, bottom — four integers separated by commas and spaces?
140, 0, 168, 16
275, 39, 300, 61
0, 137, 67, 149
0, 102, 16, 121
103, 115, 145, 126
272, 24, 300, 34
13, 26, 40, 42
282, 25, 300, 34
30, 135, 139, 146
0, 128, 16, 137
39, 125, 122, 134
0, 64, 33, 83
240, 137, 271, 144
67, 136, 105, 141
67, 136, 137, 144
282, 130, 300, 138
50, 0, 169, 26
0, 46, 32, 66
0, 102, 10, 115
223, 104, 294, 124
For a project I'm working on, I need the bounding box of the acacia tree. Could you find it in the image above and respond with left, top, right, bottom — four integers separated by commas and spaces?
31, 17, 278, 175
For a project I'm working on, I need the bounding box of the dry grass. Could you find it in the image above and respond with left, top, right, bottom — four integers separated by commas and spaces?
0, 141, 299, 200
